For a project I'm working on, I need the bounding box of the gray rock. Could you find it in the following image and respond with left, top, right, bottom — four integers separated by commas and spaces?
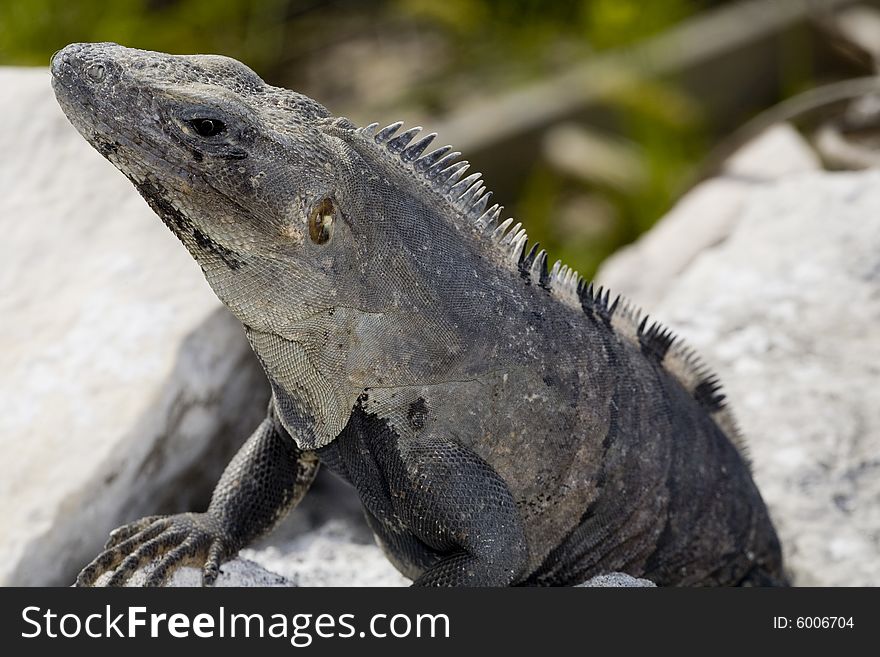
241, 469, 409, 586
242, 520, 410, 587
88, 470, 404, 586
134, 561, 652, 588
7, 67, 875, 588
112, 521, 408, 587
721, 122, 821, 181
658, 172, 880, 586
579, 573, 656, 587
96, 557, 293, 587
107, 554, 658, 588
0, 67, 268, 585
0, 66, 402, 588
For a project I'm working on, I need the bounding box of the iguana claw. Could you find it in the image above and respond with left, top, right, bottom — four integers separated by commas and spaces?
75, 512, 234, 587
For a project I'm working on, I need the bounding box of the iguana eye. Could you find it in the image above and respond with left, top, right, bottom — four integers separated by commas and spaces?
189, 118, 225, 137
308, 198, 335, 245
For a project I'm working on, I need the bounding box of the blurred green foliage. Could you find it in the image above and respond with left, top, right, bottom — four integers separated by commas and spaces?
0, 0, 303, 75
0, 0, 734, 278
399, 0, 697, 51
515, 73, 707, 277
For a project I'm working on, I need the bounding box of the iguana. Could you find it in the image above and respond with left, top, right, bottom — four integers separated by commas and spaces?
51, 42, 787, 587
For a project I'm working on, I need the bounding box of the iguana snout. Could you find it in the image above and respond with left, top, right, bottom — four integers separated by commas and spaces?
51, 42, 113, 86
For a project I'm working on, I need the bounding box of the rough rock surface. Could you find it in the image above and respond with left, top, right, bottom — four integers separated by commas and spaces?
92, 471, 410, 587
115, 554, 650, 588
600, 154, 880, 586
242, 471, 409, 586
578, 573, 656, 588
0, 67, 269, 586
99, 557, 293, 587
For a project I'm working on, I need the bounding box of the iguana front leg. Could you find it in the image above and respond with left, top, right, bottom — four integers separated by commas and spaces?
75, 406, 319, 586
400, 437, 529, 586
320, 405, 530, 586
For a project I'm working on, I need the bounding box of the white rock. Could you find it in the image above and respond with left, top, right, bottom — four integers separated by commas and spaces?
0, 67, 268, 585
96, 557, 293, 587
91, 470, 408, 587
242, 519, 410, 587
597, 177, 748, 307
241, 470, 409, 586
123, 561, 653, 588
598, 124, 820, 308
9, 66, 873, 589
92, 528, 407, 587
721, 122, 821, 181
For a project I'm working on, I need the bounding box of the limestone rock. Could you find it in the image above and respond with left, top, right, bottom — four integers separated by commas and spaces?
7, 65, 876, 589
97, 557, 293, 587
657, 172, 880, 586
137, 563, 653, 588
95, 472, 408, 587
721, 122, 821, 181
242, 469, 409, 586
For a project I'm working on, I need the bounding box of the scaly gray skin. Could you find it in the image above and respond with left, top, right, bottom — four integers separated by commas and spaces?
51, 42, 787, 587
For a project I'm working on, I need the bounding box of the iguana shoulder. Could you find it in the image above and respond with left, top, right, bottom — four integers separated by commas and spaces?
352, 118, 748, 465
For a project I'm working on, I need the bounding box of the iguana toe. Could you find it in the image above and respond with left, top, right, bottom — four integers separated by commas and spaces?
140, 540, 202, 587
76, 520, 169, 586
103, 515, 163, 550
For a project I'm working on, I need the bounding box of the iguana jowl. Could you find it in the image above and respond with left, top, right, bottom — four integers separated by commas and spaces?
51, 42, 786, 587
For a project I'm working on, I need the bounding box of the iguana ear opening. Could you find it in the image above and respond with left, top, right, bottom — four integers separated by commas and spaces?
308, 197, 336, 245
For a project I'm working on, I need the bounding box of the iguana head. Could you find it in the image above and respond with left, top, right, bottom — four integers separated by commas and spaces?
52, 41, 436, 332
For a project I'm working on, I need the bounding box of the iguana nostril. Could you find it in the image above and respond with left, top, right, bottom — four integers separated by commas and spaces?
86, 64, 106, 82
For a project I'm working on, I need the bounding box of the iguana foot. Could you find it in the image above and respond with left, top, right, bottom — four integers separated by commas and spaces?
75, 512, 235, 587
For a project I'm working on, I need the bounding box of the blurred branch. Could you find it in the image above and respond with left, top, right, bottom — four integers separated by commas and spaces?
699, 76, 880, 176
431, 0, 857, 151
815, 120, 880, 167
823, 4, 880, 70
542, 124, 647, 192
